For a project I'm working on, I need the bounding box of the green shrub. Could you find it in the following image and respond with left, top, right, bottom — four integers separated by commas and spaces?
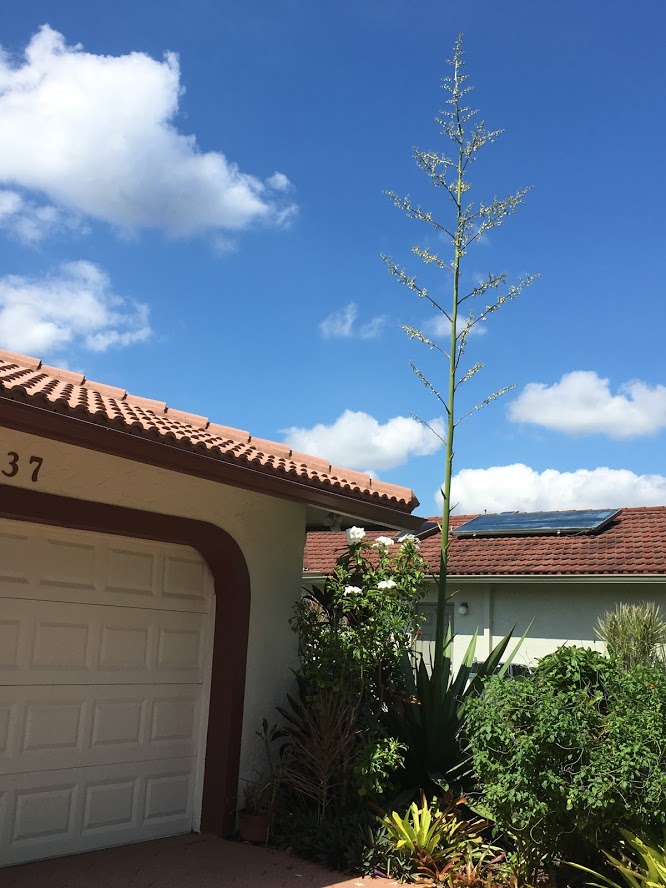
596, 602, 666, 668
464, 646, 666, 878
274, 529, 428, 868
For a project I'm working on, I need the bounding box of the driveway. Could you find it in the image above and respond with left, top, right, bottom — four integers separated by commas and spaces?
1, 834, 395, 888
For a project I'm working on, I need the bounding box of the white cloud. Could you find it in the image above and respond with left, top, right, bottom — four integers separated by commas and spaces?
0, 188, 82, 243
319, 302, 387, 340
320, 303, 357, 338
265, 172, 292, 192
0, 26, 296, 238
283, 410, 444, 472
442, 463, 666, 514
0, 260, 150, 354
508, 370, 666, 439
359, 315, 387, 340
428, 313, 486, 338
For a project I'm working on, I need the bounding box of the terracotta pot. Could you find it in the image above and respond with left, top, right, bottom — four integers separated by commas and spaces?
238, 810, 269, 844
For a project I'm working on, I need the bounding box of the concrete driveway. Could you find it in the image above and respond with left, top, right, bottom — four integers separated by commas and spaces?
0, 834, 395, 888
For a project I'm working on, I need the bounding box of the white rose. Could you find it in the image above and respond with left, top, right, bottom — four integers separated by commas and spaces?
373, 536, 395, 548
345, 526, 366, 545
400, 534, 421, 548
377, 579, 397, 590
343, 585, 362, 596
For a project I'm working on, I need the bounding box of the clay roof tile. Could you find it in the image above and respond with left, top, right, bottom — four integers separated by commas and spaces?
304, 508, 666, 576
0, 349, 418, 516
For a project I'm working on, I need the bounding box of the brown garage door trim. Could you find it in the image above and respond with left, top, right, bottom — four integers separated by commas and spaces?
0, 483, 250, 837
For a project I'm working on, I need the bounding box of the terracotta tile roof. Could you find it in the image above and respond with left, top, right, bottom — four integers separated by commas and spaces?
303, 507, 666, 576
0, 349, 418, 514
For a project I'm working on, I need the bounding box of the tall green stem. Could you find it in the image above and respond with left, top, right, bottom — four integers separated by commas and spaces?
432, 48, 464, 696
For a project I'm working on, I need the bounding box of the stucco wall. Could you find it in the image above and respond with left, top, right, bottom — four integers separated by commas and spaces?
0, 427, 305, 788
422, 578, 666, 671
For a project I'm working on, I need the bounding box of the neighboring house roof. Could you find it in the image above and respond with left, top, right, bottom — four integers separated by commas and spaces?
0, 349, 419, 526
303, 507, 666, 576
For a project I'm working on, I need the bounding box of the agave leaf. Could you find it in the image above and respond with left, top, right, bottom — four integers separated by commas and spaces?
495, 621, 533, 679
438, 621, 454, 698
449, 629, 479, 697
400, 649, 418, 696
416, 657, 433, 711
463, 627, 517, 701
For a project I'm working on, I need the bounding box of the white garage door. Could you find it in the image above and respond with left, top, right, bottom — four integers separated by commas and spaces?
0, 517, 214, 867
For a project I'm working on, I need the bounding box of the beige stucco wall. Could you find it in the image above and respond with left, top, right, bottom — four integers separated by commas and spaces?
422, 578, 666, 671
0, 426, 306, 789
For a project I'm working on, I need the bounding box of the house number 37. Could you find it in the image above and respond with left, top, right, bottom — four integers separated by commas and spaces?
2, 451, 44, 482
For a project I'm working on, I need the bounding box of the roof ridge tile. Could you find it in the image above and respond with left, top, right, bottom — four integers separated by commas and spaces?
248, 437, 292, 459
0, 348, 41, 370
124, 395, 167, 414
83, 379, 127, 400
40, 365, 85, 385
206, 422, 251, 443
164, 407, 209, 428
289, 451, 331, 472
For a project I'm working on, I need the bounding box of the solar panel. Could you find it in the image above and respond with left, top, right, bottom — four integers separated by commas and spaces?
451, 508, 621, 537
395, 520, 440, 542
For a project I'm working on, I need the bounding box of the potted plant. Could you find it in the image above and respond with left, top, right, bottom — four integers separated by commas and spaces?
238, 720, 281, 844
238, 774, 276, 844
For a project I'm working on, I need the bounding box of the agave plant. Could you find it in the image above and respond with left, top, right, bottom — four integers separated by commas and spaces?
386, 621, 527, 790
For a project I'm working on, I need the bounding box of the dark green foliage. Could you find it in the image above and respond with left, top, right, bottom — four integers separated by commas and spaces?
296, 533, 428, 710
465, 646, 666, 877
360, 818, 424, 882
272, 807, 375, 873
386, 622, 522, 791
273, 532, 429, 866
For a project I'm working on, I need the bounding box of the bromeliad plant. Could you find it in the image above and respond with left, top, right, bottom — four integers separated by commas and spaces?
570, 830, 666, 888
382, 794, 485, 884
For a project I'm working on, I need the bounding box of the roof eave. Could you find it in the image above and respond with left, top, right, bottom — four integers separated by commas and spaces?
446, 573, 666, 583
303, 571, 666, 583
0, 395, 422, 531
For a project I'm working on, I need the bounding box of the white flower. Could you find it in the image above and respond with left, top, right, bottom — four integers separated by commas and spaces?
373, 536, 395, 548
345, 526, 366, 545
377, 579, 397, 590
343, 585, 362, 596
400, 534, 421, 548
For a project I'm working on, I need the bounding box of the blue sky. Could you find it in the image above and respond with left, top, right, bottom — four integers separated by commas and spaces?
1, 1, 665, 516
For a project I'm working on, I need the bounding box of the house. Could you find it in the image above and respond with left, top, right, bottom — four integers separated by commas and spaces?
0, 348, 421, 867
303, 507, 666, 671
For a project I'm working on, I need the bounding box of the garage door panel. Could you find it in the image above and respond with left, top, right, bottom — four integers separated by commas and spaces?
0, 516, 214, 867
0, 685, 201, 775
0, 758, 196, 866
0, 519, 209, 613
0, 619, 21, 668
0, 527, 31, 586
0, 599, 207, 685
